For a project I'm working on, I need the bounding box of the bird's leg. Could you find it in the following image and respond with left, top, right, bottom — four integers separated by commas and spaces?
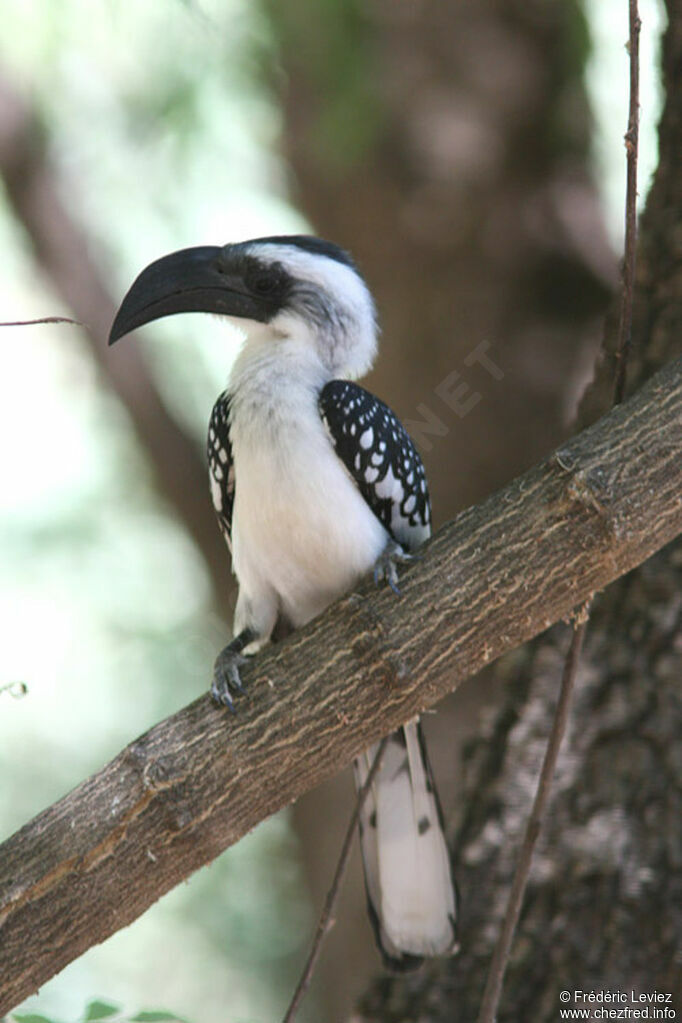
212, 627, 258, 711
373, 538, 414, 596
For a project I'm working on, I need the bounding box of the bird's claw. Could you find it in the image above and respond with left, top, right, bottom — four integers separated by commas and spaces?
373, 540, 413, 596
211, 646, 247, 712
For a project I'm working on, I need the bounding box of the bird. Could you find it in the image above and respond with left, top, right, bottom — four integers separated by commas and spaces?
109, 234, 457, 971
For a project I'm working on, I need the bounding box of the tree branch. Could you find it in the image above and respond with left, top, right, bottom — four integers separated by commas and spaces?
1, 356, 681, 1014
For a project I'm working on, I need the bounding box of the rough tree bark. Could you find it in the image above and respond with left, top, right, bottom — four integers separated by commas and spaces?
0, 358, 680, 1015
356, 3, 682, 1020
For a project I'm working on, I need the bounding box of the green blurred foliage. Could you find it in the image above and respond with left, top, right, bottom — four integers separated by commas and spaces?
10, 1002, 189, 1023
0, 2, 316, 1021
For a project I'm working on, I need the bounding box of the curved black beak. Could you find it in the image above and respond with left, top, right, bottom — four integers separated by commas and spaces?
109, 246, 269, 345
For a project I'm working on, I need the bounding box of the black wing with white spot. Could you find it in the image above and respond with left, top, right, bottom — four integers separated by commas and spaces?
207, 391, 235, 550
319, 380, 431, 551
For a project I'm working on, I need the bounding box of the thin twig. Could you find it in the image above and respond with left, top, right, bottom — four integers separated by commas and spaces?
613, 0, 641, 406
282, 736, 388, 1023
477, 614, 589, 1023
0, 316, 82, 327
477, 4, 641, 1017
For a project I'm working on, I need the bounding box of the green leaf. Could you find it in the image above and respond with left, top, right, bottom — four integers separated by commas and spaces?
12, 1015, 59, 1023
129, 1014, 186, 1022
84, 1002, 120, 1021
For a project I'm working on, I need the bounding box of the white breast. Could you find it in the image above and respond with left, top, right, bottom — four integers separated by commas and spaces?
229, 344, 388, 629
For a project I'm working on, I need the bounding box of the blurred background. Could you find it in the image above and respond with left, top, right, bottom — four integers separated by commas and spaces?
0, 1, 665, 1021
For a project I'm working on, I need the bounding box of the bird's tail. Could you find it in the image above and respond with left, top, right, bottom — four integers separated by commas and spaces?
353, 718, 458, 971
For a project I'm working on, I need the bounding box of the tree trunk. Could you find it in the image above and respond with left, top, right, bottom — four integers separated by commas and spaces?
265, 0, 613, 517
356, 3, 682, 1019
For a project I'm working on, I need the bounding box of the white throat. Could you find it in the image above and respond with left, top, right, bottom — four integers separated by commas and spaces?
227, 328, 327, 449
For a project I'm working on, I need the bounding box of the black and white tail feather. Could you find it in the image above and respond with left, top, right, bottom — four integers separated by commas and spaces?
109, 233, 458, 969
355, 723, 457, 970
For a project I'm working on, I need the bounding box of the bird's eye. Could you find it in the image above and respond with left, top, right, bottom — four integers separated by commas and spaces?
245, 259, 287, 299
251, 273, 278, 295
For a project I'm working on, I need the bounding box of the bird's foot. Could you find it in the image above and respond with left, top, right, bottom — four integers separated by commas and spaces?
373, 539, 413, 595
211, 645, 247, 712
211, 626, 258, 711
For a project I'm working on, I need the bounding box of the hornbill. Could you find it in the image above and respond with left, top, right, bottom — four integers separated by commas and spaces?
110, 235, 457, 970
